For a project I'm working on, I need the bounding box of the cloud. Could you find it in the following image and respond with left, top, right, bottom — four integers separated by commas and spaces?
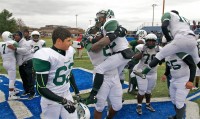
0, 0, 200, 30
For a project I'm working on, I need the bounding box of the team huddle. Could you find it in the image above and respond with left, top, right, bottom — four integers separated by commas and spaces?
0, 9, 199, 119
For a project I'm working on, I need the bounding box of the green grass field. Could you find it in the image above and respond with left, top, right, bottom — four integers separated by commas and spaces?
0, 37, 199, 113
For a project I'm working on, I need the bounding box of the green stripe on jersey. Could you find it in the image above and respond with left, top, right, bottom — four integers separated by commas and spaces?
33, 58, 51, 72
176, 52, 188, 59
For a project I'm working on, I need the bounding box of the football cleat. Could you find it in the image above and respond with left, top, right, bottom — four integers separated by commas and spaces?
136, 105, 142, 115
28, 93, 36, 100
133, 70, 146, 79
146, 104, 155, 112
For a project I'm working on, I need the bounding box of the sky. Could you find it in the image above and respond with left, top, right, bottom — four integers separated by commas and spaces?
0, 0, 200, 31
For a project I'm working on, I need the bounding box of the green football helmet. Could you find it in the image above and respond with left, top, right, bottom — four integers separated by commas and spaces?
96, 9, 115, 19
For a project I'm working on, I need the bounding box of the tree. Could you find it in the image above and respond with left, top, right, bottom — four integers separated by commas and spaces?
0, 9, 18, 34
16, 18, 27, 31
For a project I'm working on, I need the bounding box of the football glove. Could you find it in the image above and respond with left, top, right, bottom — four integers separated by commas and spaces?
61, 98, 76, 113
114, 26, 127, 37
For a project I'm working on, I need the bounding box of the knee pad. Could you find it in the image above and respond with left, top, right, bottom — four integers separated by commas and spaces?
112, 103, 122, 111
146, 90, 152, 94
176, 102, 185, 109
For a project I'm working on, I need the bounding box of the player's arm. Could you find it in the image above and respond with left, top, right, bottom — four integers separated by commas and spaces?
132, 46, 143, 60
177, 52, 196, 89
69, 72, 80, 95
36, 73, 65, 102
161, 13, 172, 42
90, 21, 126, 52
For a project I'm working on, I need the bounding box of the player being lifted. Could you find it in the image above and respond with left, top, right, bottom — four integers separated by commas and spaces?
134, 10, 200, 79
32, 27, 77, 119
0, 31, 19, 100
83, 9, 131, 105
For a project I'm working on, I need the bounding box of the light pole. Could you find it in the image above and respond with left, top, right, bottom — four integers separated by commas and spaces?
152, 4, 157, 26
75, 14, 78, 28
162, 0, 165, 15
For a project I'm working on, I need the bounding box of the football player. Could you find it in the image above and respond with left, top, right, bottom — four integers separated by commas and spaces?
84, 25, 123, 119
127, 30, 146, 94
193, 35, 200, 90
0, 31, 19, 100
132, 33, 162, 115
162, 52, 196, 119
32, 27, 77, 119
28, 30, 46, 53
134, 10, 200, 79
84, 9, 131, 105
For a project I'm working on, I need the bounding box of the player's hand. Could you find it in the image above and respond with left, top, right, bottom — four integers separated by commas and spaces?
161, 75, 166, 82
61, 98, 76, 113
7, 44, 16, 50
114, 26, 127, 37
185, 82, 193, 89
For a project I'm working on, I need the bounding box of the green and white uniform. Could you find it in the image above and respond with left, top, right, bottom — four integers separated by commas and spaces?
33, 47, 77, 119
94, 18, 130, 78
165, 53, 190, 109
87, 40, 123, 112
28, 39, 46, 53
0, 40, 18, 89
133, 44, 162, 95
155, 11, 200, 65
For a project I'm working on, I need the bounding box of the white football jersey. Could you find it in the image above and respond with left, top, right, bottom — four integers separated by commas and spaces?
0, 40, 17, 61
102, 18, 129, 53
87, 45, 112, 67
28, 39, 46, 53
134, 44, 162, 73
165, 53, 190, 82
161, 12, 193, 37
33, 48, 72, 94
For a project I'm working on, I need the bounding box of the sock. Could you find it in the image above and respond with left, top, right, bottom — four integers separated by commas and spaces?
120, 80, 124, 85
91, 73, 104, 96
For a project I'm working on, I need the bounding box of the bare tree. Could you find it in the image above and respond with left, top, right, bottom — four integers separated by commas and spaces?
16, 18, 26, 31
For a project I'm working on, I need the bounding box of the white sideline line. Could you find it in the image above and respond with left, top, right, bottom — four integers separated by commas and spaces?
187, 92, 200, 101
8, 100, 33, 119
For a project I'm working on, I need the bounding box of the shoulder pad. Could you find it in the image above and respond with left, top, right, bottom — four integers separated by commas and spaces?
103, 18, 119, 33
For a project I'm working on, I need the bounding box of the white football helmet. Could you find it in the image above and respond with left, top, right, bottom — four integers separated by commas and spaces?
31, 30, 40, 36
31, 30, 40, 41
136, 30, 147, 40
145, 33, 157, 49
2, 31, 13, 42
76, 103, 90, 119
145, 33, 157, 41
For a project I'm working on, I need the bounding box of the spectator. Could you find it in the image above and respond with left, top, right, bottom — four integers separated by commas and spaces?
23, 29, 31, 41
7, 31, 35, 100
76, 34, 84, 58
